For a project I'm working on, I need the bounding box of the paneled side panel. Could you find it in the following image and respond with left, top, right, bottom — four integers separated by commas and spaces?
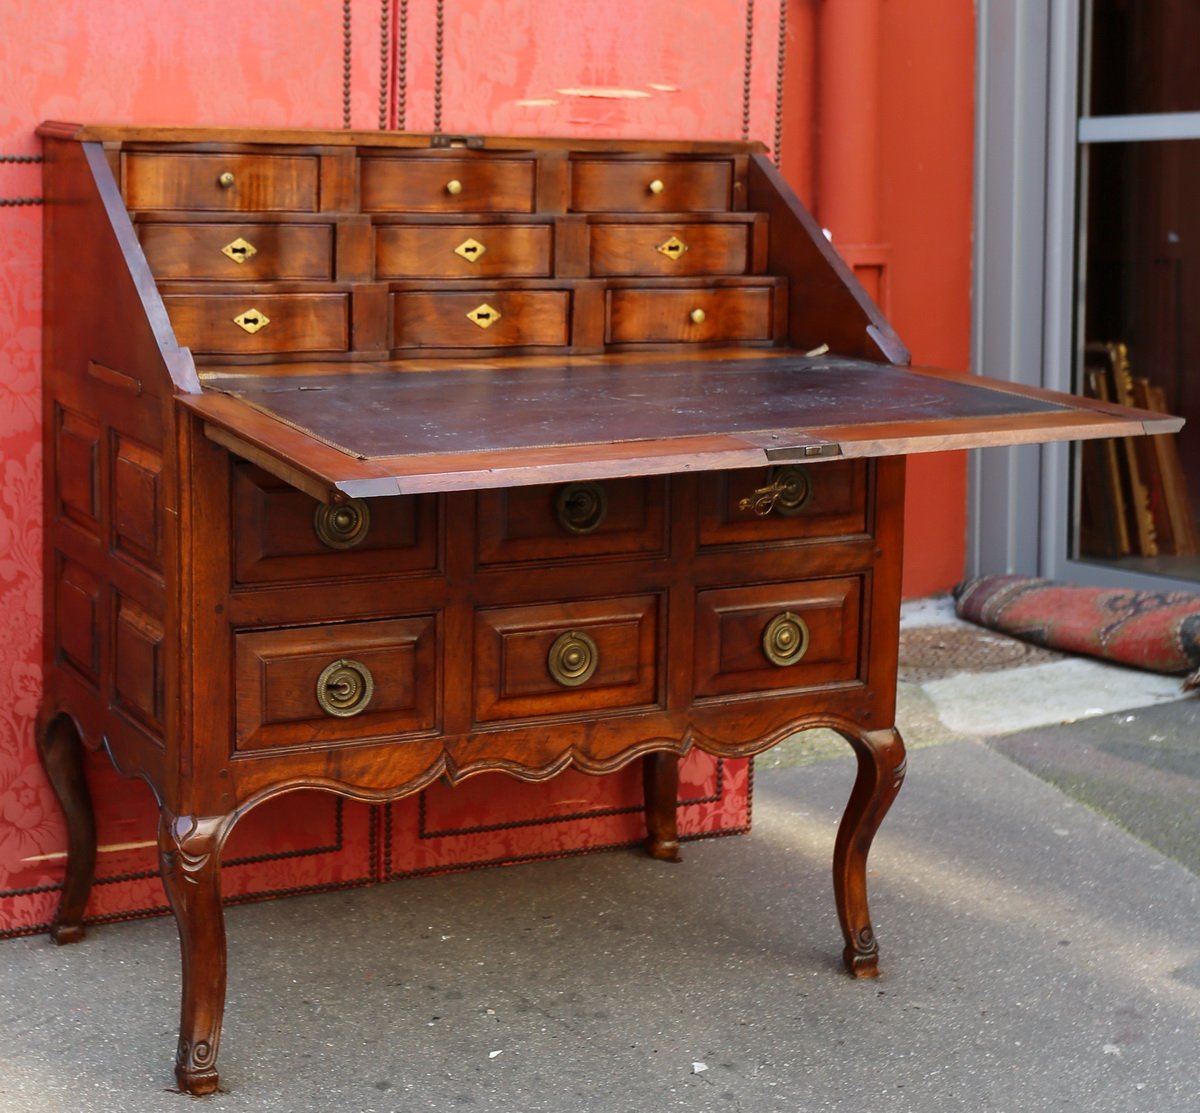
113, 594, 165, 733
112, 434, 163, 574
57, 559, 103, 688
56, 406, 101, 535
693, 577, 863, 699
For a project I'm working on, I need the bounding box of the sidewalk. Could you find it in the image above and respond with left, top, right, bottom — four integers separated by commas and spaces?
2, 599, 1197, 1112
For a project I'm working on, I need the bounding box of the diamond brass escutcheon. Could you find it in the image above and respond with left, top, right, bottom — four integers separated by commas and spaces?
221, 237, 258, 264
466, 303, 501, 329
656, 235, 688, 260
233, 308, 270, 334
454, 237, 487, 263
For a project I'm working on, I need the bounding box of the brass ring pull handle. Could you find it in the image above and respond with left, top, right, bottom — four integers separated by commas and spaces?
316, 659, 375, 717
737, 465, 812, 517
313, 498, 371, 549
547, 630, 599, 687
555, 481, 608, 535
762, 612, 809, 668
218, 171, 235, 188
648, 178, 665, 195
689, 308, 707, 324
445, 178, 464, 195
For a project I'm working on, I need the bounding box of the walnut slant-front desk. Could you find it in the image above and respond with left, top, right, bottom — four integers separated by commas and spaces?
36, 125, 1178, 1095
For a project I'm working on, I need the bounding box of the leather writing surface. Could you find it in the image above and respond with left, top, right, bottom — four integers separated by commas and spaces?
210, 355, 1069, 460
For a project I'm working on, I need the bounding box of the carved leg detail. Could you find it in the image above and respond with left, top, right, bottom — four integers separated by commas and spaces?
36, 714, 97, 945
158, 812, 231, 1096
832, 726, 907, 978
642, 752, 682, 862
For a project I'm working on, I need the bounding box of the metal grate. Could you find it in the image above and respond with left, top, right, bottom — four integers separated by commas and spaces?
898, 625, 1064, 683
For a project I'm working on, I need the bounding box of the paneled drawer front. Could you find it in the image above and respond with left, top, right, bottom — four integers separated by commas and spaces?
571, 160, 732, 213
392, 290, 570, 349
694, 578, 863, 699
361, 157, 536, 212
607, 286, 774, 344
474, 595, 661, 723
590, 223, 750, 277
234, 616, 439, 752
232, 465, 438, 585
138, 222, 334, 281
698, 462, 870, 547
375, 224, 552, 278
163, 293, 350, 355
123, 153, 318, 212
476, 477, 668, 566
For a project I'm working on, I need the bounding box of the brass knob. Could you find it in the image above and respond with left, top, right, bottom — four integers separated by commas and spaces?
555, 482, 607, 535
316, 659, 375, 717
648, 178, 665, 195
446, 178, 463, 195
547, 630, 599, 688
762, 612, 809, 668
689, 308, 706, 325
313, 498, 371, 549
218, 171, 235, 189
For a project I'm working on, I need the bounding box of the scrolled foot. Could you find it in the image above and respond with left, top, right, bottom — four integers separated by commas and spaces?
842, 926, 881, 978
175, 1038, 221, 1096
643, 833, 682, 863
642, 752, 683, 863
49, 922, 87, 946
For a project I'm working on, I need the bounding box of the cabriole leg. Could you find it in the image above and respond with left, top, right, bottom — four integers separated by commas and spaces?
36, 713, 97, 945
158, 812, 231, 1096
642, 752, 682, 862
832, 726, 907, 977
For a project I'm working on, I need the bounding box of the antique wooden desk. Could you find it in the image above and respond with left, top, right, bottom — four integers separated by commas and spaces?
36, 124, 1178, 1094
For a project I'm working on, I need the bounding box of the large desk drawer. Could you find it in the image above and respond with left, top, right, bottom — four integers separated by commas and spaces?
473, 594, 661, 723
693, 578, 863, 699
123, 153, 319, 212
570, 159, 732, 212
234, 616, 440, 753
475, 478, 667, 566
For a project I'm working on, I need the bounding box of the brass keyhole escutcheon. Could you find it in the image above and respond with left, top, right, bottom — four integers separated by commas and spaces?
689, 308, 706, 325
233, 308, 270, 334
316, 659, 375, 717
548, 630, 599, 687
762, 612, 809, 668
466, 302, 501, 329
313, 498, 371, 549
656, 235, 688, 260
555, 481, 608, 535
737, 465, 812, 517
648, 178, 665, 195
221, 237, 257, 264
454, 237, 487, 263
446, 178, 464, 195
218, 171, 235, 188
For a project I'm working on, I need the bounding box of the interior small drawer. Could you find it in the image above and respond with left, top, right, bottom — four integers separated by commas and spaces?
697, 462, 870, 547
231, 464, 439, 585
476, 477, 668, 566
473, 594, 661, 723
138, 222, 334, 281
375, 223, 553, 278
693, 578, 863, 699
123, 153, 318, 212
234, 615, 440, 753
162, 293, 350, 355
607, 285, 776, 344
361, 157, 536, 212
589, 222, 751, 277
392, 290, 570, 349
570, 160, 732, 213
